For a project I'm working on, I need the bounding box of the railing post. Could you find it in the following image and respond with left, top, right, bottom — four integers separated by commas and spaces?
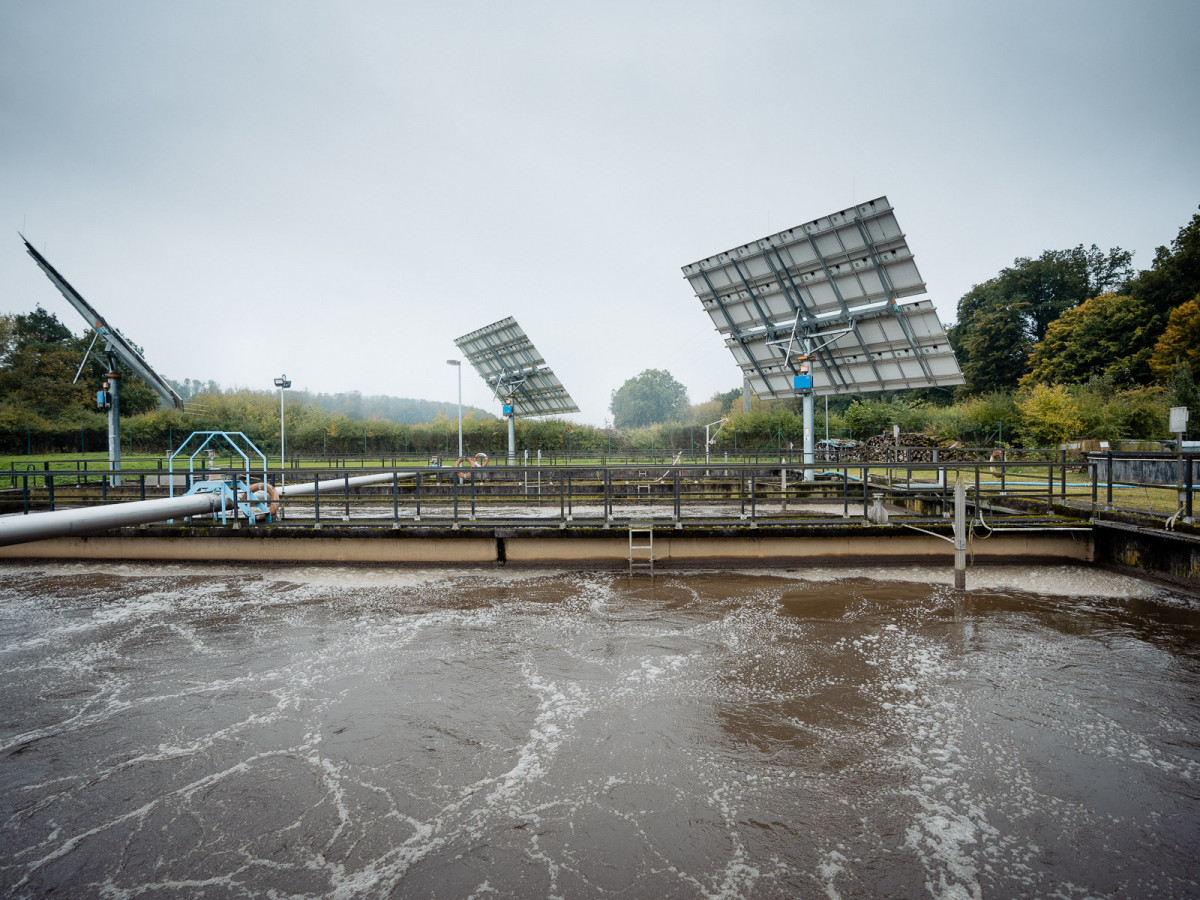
1090, 460, 1098, 517
954, 481, 967, 590
1060, 449, 1067, 501
344, 474, 351, 520
314, 473, 321, 528
1106, 450, 1113, 508
673, 468, 681, 528
392, 471, 399, 527
1046, 455, 1053, 508
1186, 454, 1194, 523
46, 474, 54, 511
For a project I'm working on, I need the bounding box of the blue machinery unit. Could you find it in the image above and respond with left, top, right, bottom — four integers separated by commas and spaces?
184, 479, 276, 525
170, 431, 275, 524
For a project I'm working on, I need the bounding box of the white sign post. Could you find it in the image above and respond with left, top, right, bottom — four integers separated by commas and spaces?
1170, 407, 1190, 520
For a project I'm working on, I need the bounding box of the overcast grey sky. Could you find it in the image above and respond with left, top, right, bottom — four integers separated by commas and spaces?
3, 0, 1197, 424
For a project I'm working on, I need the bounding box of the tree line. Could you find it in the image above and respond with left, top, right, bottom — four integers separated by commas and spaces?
3, 204, 1198, 455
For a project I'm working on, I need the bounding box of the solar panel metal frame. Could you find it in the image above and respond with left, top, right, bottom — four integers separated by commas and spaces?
681, 196, 963, 398
21, 235, 185, 410
454, 316, 579, 417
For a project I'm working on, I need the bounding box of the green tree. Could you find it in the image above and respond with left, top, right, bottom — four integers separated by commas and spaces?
713, 387, 743, 416
0, 307, 93, 417
1128, 207, 1200, 325
609, 369, 689, 428
950, 245, 1133, 393
951, 291, 1032, 394
1023, 293, 1154, 387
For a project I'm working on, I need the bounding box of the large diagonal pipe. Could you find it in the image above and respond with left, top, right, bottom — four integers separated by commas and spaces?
0, 471, 413, 547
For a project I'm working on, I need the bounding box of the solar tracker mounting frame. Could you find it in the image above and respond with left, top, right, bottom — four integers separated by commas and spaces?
453, 317, 579, 418
21, 235, 185, 410
681, 195, 963, 400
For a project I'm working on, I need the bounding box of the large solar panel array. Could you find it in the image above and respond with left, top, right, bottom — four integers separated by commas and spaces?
454, 317, 579, 417
22, 235, 184, 409
681, 197, 963, 398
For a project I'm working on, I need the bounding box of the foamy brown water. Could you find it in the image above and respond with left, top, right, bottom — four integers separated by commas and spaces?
1, 563, 1197, 898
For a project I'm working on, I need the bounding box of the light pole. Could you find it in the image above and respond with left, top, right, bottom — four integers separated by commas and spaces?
446, 359, 462, 458
274, 374, 291, 481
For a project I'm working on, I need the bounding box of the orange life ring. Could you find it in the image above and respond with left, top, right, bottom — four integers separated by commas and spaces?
989, 449, 1003, 476
247, 482, 281, 516
456, 453, 489, 480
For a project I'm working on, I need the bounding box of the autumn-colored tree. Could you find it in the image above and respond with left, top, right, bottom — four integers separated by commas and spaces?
1149, 296, 1200, 382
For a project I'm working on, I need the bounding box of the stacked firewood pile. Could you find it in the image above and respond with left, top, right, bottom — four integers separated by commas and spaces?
821, 433, 984, 463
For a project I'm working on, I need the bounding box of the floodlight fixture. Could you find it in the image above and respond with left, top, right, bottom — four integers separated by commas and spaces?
454, 316, 579, 464
21, 234, 185, 484
681, 196, 963, 479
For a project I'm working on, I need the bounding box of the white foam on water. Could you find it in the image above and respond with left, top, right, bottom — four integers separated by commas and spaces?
727, 563, 1173, 601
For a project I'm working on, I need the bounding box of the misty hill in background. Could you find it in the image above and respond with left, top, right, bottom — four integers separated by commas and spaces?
166, 379, 497, 425
305, 391, 497, 424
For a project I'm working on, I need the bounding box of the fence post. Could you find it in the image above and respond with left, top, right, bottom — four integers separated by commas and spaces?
314, 474, 321, 528
392, 471, 399, 527
1060, 449, 1067, 501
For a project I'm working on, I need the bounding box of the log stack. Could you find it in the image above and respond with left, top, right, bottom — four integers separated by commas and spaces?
821, 433, 983, 463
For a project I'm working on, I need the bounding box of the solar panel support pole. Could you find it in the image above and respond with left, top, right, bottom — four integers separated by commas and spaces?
106, 362, 122, 487
802, 390, 814, 482
507, 410, 516, 465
